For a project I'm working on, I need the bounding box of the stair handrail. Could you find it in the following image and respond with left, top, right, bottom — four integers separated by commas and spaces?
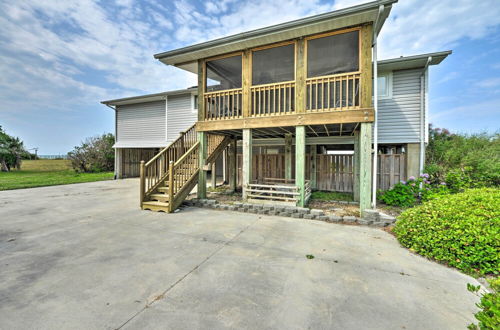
140, 123, 197, 204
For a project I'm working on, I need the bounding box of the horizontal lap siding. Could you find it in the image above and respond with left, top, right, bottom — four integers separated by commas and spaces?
378, 69, 422, 144
167, 94, 197, 143
117, 101, 166, 144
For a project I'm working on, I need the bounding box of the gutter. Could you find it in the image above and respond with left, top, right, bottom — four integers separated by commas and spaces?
419, 56, 432, 174
371, 4, 384, 209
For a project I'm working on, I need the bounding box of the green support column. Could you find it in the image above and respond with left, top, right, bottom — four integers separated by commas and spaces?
229, 138, 237, 192
197, 131, 207, 199
211, 161, 216, 189
295, 126, 306, 207
353, 130, 360, 202
284, 133, 293, 181
310, 144, 317, 189
242, 129, 252, 199
359, 123, 372, 216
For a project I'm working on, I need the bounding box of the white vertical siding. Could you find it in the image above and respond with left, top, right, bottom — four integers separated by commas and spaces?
167, 93, 197, 143
116, 100, 166, 146
378, 68, 423, 144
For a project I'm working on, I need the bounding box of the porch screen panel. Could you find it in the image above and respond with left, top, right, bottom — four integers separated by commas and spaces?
252, 44, 294, 85
206, 55, 242, 92
251, 44, 295, 116
307, 31, 359, 77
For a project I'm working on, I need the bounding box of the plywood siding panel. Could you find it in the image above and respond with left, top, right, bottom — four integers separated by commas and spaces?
116, 101, 166, 144
378, 68, 422, 144
167, 94, 197, 143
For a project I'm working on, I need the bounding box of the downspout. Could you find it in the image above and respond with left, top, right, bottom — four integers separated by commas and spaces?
419, 56, 432, 174
372, 4, 384, 209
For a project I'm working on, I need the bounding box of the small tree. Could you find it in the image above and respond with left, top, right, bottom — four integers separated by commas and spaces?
68, 133, 115, 173
0, 126, 26, 172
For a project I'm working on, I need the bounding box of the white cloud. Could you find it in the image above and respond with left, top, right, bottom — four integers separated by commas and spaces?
476, 78, 500, 88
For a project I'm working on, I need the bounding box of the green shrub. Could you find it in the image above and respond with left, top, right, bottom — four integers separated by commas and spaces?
425, 126, 500, 189
468, 278, 500, 330
67, 133, 115, 173
394, 188, 500, 275
379, 182, 416, 207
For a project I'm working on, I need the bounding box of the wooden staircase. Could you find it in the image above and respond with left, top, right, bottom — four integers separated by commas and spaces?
139, 124, 230, 212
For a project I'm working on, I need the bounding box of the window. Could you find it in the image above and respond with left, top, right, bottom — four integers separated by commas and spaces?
377, 72, 392, 99
252, 44, 295, 85
192, 95, 198, 113
307, 30, 359, 78
206, 55, 242, 92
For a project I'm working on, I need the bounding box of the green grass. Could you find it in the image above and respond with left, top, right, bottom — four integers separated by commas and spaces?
311, 190, 354, 202
0, 159, 114, 190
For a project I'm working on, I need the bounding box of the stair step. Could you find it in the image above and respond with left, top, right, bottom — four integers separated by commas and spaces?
150, 193, 169, 202
142, 201, 170, 212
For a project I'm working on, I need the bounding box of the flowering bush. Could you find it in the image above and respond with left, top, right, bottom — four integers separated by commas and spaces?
379, 173, 449, 207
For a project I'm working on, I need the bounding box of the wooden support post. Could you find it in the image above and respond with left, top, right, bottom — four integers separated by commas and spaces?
359, 123, 372, 216
115, 148, 122, 179
197, 131, 207, 199
360, 24, 373, 109
229, 138, 237, 192
295, 38, 306, 113
168, 161, 174, 212
211, 161, 216, 189
310, 144, 317, 189
197, 59, 205, 121
139, 160, 145, 207
285, 133, 293, 180
242, 50, 251, 117
295, 126, 306, 207
353, 130, 361, 202
242, 129, 252, 199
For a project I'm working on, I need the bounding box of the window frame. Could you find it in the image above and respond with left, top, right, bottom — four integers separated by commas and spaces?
204, 51, 243, 92
304, 27, 362, 79
250, 40, 297, 86
377, 71, 393, 99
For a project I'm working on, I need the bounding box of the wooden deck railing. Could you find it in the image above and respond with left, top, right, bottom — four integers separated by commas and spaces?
250, 81, 295, 117
140, 124, 197, 204
306, 72, 360, 112
167, 142, 200, 211
246, 177, 311, 206
204, 88, 242, 120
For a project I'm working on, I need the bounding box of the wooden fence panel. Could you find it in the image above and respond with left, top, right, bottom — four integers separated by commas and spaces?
237, 153, 405, 192
121, 148, 157, 178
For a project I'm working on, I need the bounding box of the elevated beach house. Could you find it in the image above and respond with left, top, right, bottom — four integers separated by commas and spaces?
102, 0, 450, 214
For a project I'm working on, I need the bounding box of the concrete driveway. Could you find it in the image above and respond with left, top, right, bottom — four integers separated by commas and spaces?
0, 179, 480, 329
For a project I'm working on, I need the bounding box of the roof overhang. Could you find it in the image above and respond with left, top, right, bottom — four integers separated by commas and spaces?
101, 87, 196, 107
378, 50, 452, 71
113, 141, 169, 148
154, 0, 397, 74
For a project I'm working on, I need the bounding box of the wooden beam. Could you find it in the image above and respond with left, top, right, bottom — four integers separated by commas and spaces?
197, 131, 207, 199
242, 50, 251, 117
353, 130, 360, 202
285, 133, 293, 180
196, 109, 374, 132
360, 24, 373, 109
308, 125, 319, 137
295, 38, 306, 113
197, 59, 205, 121
229, 138, 237, 192
323, 124, 330, 136
295, 126, 306, 207
211, 161, 216, 189
359, 123, 372, 216
242, 129, 252, 199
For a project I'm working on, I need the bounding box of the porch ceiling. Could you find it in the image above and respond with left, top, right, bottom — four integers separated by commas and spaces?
211, 123, 359, 139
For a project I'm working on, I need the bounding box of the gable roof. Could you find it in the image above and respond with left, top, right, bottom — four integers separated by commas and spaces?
154, 0, 398, 73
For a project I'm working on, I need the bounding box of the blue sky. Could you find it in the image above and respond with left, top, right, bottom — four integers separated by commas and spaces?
0, 0, 499, 154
